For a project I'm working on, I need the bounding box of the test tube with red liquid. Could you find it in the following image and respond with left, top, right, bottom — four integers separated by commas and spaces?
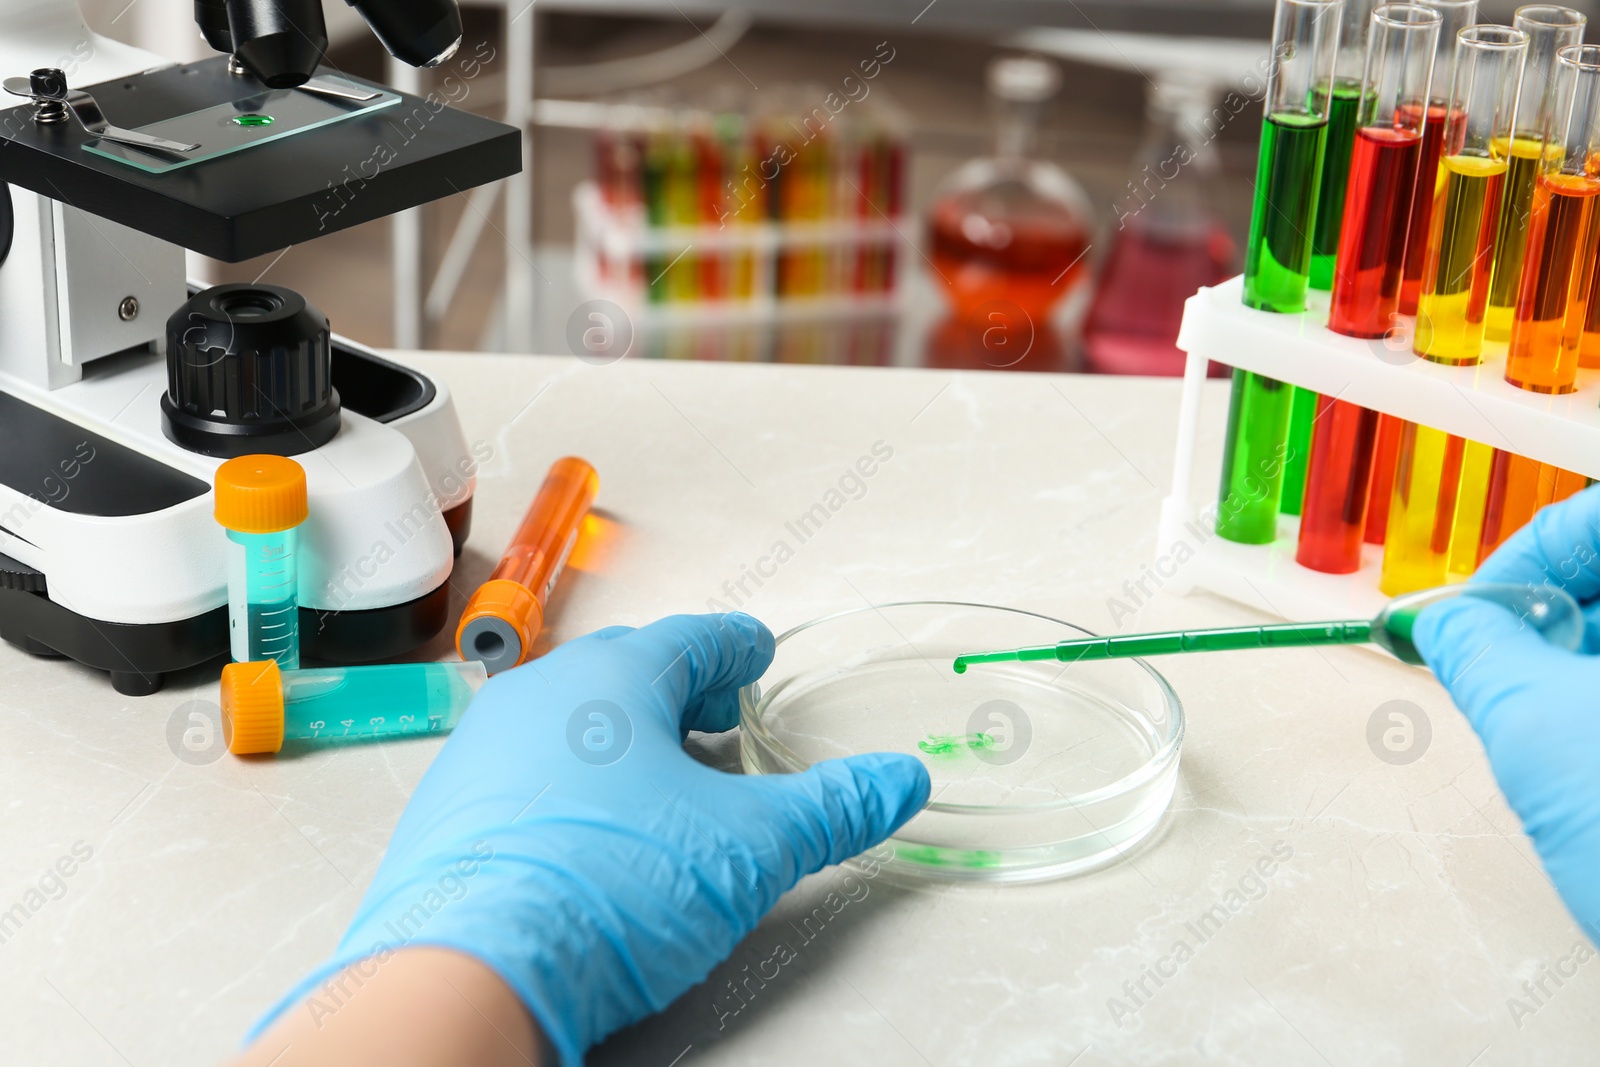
1302, 4, 1440, 575
1396, 0, 1478, 315
1329, 5, 1441, 338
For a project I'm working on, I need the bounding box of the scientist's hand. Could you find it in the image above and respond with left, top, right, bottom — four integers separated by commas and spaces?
1414, 486, 1600, 940
251, 613, 930, 1063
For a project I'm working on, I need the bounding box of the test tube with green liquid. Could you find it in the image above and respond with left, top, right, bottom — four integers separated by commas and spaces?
220, 659, 488, 755
1223, 0, 1340, 544
1278, 385, 1320, 515
1216, 371, 1295, 542
1310, 0, 1379, 291
1243, 0, 1339, 311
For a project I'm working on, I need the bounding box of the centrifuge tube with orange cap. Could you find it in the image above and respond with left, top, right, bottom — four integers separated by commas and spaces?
220, 659, 487, 755
457, 456, 599, 674
214, 454, 307, 669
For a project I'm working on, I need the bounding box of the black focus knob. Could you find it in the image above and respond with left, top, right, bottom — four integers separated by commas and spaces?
161, 284, 340, 458
30, 68, 67, 99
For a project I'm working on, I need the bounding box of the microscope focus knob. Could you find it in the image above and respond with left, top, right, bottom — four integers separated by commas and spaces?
160, 284, 341, 458
29, 68, 67, 100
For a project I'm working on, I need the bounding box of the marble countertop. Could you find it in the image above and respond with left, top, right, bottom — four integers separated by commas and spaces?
4, 354, 1595, 1065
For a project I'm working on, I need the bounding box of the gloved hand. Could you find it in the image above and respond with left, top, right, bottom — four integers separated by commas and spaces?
250, 613, 930, 1063
1414, 485, 1600, 941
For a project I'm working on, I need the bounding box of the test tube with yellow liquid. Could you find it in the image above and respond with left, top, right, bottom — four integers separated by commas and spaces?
1386, 26, 1527, 596
1414, 27, 1527, 365
1484, 6, 1585, 342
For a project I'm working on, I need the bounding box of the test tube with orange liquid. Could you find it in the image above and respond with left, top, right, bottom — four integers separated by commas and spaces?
1476, 451, 1588, 562
456, 457, 599, 674
1504, 43, 1600, 394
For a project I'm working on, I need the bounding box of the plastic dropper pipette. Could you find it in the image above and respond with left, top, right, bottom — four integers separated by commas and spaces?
952, 583, 1583, 673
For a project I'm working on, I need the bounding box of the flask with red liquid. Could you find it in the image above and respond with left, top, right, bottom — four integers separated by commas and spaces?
927, 55, 1095, 323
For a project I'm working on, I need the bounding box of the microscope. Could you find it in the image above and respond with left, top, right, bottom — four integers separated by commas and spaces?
0, 0, 519, 693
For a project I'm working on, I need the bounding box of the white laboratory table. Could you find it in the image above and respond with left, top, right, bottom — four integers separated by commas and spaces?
3, 354, 1596, 1066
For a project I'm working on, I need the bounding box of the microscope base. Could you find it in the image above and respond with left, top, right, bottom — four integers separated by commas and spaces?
0, 549, 458, 695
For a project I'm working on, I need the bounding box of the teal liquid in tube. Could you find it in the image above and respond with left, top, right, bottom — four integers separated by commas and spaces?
221, 660, 489, 755
214, 455, 308, 668
227, 528, 299, 667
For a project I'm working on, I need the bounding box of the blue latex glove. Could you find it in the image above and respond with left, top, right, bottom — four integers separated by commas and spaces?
250, 613, 930, 1062
1414, 485, 1600, 941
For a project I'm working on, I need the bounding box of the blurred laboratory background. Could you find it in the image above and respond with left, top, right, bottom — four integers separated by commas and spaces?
82, 0, 1565, 373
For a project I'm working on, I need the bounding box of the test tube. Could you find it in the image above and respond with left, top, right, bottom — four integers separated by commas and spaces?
214, 455, 306, 669
1363, 412, 1405, 544
1415, 25, 1529, 364
1310, 0, 1380, 292
1397, 0, 1479, 316
1278, 385, 1321, 515
1296, 394, 1382, 572
1301, 5, 1439, 575
1485, 6, 1586, 342
1219, 0, 1340, 546
1378, 424, 1467, 593
1504, 43, 1600, 394
1476, 451, 1588, 560
1243, 0, 1341, 313
1446, 439, 1495, 576
1381, 27, 1528, 594
1581, 231, 1600, 365
220, 659, 487, 755
1215, 371, 1296, 543
1328, 4, 1441, 338
457, 456, 599, 674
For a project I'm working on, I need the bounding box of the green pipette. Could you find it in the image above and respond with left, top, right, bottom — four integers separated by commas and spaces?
952, 583, 1584, 673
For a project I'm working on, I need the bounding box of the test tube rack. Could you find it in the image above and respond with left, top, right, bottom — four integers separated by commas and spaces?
1159, 274, 1600, 624
572, 181, 906, 325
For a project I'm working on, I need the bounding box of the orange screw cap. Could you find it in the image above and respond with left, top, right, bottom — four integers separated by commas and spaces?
220, 660, 286, 754
214, 455, 308, 533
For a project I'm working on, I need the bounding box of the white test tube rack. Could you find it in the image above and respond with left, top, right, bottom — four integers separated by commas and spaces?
1158, 274, 1600, 624
571, 181, 906, 326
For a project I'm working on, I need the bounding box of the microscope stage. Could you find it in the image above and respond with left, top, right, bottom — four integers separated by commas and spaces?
0, 57, 520, 261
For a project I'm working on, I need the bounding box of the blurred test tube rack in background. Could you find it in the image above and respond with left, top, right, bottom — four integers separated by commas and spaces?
572, 94, 908, 363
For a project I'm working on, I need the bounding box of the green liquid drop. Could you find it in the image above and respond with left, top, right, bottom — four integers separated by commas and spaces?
233, 114, 274, 127
917, 732, 995, 756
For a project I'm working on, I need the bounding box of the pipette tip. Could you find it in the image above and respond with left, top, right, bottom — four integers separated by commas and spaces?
951, 650, 1024, 673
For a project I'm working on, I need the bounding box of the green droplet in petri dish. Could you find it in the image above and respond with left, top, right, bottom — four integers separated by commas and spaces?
232, 114, 274, 128
916, 732, 995, 756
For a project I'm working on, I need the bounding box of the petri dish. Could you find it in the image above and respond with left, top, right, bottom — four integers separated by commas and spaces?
739, 602, 1183, 883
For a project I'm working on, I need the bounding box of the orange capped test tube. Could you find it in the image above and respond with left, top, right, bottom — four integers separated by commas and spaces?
456, 457, 599, 674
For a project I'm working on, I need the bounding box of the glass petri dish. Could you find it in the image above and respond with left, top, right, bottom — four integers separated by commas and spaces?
739, 602, 1183, 883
